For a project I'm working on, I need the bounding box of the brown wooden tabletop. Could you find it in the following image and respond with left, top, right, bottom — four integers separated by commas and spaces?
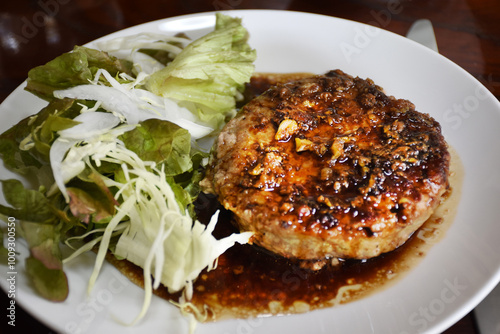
1, 0, 499, 333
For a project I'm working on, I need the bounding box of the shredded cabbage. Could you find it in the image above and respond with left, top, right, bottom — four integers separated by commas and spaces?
49, 115, 136, 202
0, 12, 257, 331
95, 32, 191, 74
61, 129, 252, 325
53, 69, 214, 139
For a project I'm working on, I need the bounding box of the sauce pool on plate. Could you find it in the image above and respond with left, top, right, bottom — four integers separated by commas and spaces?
107, 73, 463, 322
184, 145, 461, 321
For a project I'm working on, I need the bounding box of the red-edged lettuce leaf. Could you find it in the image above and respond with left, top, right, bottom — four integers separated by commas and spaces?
0, 179, 54, 222
66, 172, 117, 225
0, 229, 9, 265
0, 179, 72, 301
0, 98, 80, 177
25, 256, 68, 302
118, 118, 208, 214
25, 46, 134, 101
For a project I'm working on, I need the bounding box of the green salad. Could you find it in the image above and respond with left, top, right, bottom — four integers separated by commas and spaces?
0, 13, 255, 326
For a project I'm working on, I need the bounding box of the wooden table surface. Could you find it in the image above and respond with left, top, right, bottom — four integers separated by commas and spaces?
1, 0, 499, 333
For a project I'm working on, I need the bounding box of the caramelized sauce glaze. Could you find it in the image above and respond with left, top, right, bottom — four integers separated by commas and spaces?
108, 73, 463, 322
188, 149, 460, 321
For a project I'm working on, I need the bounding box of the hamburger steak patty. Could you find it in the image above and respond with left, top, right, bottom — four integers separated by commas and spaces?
202, 69, 450, 261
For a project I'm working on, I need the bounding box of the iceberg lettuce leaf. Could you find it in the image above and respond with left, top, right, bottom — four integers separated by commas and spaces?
146, 13, 256, 129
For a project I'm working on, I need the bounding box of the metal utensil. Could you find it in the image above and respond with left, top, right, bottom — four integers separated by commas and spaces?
475, 284, 500, 333
406, 19, 439, 52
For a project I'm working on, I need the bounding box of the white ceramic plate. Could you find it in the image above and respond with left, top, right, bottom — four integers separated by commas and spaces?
1, 9, 500, 334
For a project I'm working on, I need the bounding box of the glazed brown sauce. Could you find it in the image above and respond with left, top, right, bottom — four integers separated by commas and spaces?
182, 149, 462, 322
112, 74, 464, 322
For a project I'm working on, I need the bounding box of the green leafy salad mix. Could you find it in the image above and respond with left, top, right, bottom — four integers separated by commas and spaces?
0, 13, 256, 325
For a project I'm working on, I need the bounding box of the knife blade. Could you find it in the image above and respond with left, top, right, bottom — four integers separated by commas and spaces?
406, 19, 439, 52
475, 283, 500, 334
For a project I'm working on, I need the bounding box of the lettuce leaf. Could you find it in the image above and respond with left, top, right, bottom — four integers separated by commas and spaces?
0, 98, 80, 176
26, 46, 134, 101
118, 119, 207, 214
66, 172, 117, 225
0, 179, 72, 301
119, 119, 194, 176
23, 221, 69, 302
0, 179, 55, 222
25, 256, 68, 302
0, 229, 9, 265
146, 13, 256, 129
